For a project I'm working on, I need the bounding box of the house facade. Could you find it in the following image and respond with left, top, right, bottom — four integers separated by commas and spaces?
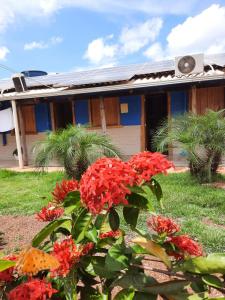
0, 53, 225, 168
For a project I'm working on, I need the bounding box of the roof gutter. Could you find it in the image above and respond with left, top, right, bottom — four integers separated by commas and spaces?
0, 74, 225, 102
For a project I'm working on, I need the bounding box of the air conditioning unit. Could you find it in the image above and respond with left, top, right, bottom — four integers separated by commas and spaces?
175, 54, 204, 77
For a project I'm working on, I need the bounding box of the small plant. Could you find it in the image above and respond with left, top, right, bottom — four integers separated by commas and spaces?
33, 125, 121, 179
0, 152, 224, 299
154, 109, 225, 183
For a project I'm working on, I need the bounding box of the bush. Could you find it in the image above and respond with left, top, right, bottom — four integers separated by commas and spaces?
0, 152, 224, 299
33, 125, 121, 179
154, 109, 225, 183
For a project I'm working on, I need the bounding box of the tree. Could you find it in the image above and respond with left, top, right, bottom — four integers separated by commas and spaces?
33, 125, 121, 179
153, 109, 225, 182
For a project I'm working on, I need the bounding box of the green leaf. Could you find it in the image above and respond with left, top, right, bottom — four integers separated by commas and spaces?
72, 208, 92, 243
131, 244, 148, 255
105, 243, 129, 272
112, 272, 157, 290
181, 253, 225, 274
123, 207, 139, 228
148, 179, 163, 208
0, 259, 16, 272
134, 292, 157, 300
95, 214, 106, 230
114, 289, 135, 300
85, 227, 98, 243
32, 218, 70, 247
202, 275, 224, 288
63, 191, 81, 208
127, 186, 155, 212
86, 256, 118, 279
142, 280, 190, 295
167, 292, 209, 300
109, 208, 120, 231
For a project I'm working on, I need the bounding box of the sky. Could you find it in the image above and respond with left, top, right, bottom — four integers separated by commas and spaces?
0, 0, 225, 78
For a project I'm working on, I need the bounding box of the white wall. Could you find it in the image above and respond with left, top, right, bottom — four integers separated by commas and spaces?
0, 125, 141, 164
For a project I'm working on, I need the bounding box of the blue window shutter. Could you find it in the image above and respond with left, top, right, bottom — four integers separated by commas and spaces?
119, 95, 141, 125
171, 91, 188, 116
35, 103, 51, 132
74, 100, 89, 125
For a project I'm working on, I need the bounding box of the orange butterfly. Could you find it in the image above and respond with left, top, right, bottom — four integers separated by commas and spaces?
16, 247, 60, 276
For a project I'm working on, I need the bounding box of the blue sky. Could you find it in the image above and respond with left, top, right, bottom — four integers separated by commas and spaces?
0, 1, 225, 78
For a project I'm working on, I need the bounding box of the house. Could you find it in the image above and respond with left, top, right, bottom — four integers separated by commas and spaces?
0, 53, 225, 168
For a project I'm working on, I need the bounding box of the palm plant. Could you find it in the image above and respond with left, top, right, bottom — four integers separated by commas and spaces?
153, 109, 225, 183
33, 125, 121, 179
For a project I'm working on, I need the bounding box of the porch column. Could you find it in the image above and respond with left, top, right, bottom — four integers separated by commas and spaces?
191, 86, 197, 114
17, 105, 28, 166
50, 102, 56, 131
11, 100, 23, 168
167, 92, 173, 161
100, 96, 107, 134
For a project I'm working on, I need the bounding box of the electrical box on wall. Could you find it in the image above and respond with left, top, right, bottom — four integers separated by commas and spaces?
120, 103, 128, 113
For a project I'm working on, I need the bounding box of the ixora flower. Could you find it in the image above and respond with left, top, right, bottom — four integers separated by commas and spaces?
8, 278, 57, 300
52, 179, 79, 203
99, 230, 121, 239
129, 151, 174, 183
169, 235, 203, 257
51, 236, 93, 277
0, 255, 17, 283
80, 157, 136, 214
36, 203, 64, 222
147, 215, 180, 236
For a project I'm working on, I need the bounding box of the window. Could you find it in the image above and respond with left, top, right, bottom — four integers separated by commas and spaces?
20, 105, 37, 134
90, 97, 120, 127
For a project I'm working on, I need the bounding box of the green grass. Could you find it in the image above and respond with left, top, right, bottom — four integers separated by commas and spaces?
0, 170, 224, 252
0, 169, 64, 215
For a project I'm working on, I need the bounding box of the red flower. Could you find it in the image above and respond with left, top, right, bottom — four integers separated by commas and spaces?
36, 203, 64, 222
0, 255, 17, 283
147, 215, 180, 236
51, 236, 81, 277
52, 179, 79, 203
129, 152, 174, 184
170, 235, 203, 257
80, 158, 136, 214
8, 278, 57, 300
99, 230, 121, 239
80, 242, 94, 256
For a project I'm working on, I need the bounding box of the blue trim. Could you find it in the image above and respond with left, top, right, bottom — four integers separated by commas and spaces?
75, 100, 89, 125
35, 103, 51, 132
119, 95, 141, 125
171, 91, 188, 116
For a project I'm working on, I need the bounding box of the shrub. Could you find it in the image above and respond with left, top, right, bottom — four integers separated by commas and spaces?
0, 152, 224, 299
154, 109, 225, 183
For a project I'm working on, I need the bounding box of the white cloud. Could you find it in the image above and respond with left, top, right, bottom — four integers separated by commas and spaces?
166, 4, 225, 56
24, 36, 63, 50
84, 37, 118, 65
120, 18, 162, 55
144, 4, 225, 61
144, 42, 164, 61
0, 46, 9, 60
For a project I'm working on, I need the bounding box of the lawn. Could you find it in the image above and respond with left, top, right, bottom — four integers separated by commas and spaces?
0, 169, 224, 253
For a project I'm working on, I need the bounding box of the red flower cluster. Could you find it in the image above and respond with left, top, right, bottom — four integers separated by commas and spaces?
0, 255, 17, 282
170, 235, 203, 257
80, 242, 94, 256
51, 236, 80, 277
51, 237, 93, 277
147, 215, 180, 236
36, 203, 64, 222
99, 230, 121, 239
80, 158, 136, 214
52, 179, 79, 203
8, 278, 57, 300
129, 152, 173, 183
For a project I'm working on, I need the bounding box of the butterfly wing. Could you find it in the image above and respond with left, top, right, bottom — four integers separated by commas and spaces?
16, 247, 59, 276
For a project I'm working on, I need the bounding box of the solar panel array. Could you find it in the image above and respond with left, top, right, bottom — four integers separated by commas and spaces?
0, 53, 225, 92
